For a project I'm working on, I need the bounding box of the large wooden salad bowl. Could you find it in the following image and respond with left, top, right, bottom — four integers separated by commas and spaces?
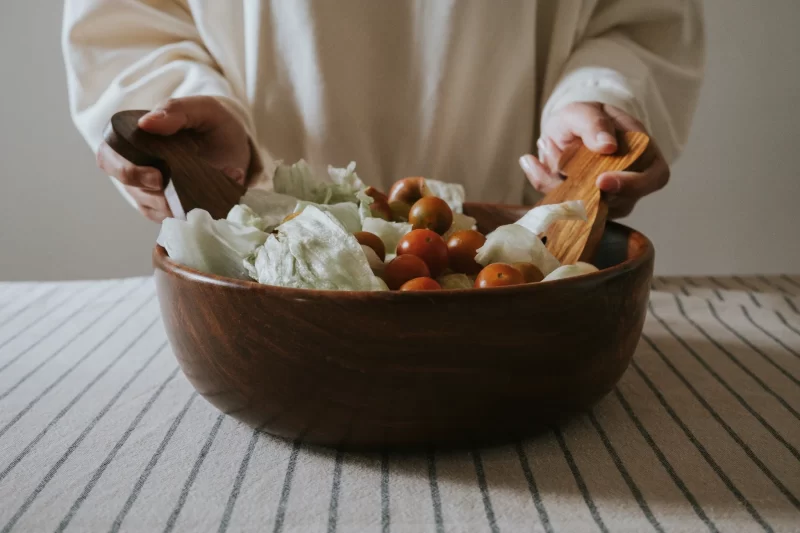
153, 202, 653, 450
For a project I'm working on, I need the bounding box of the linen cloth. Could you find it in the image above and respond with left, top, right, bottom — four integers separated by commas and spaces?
0, 275, 798, 532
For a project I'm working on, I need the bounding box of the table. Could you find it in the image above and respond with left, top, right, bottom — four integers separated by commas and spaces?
0, 276, 798, 532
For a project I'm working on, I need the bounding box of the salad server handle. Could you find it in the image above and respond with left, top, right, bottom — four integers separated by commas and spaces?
104, 109, 246, 221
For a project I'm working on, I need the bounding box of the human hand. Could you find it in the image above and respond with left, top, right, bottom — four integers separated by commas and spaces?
520, 102, 670, 218
96, 96, 252, 222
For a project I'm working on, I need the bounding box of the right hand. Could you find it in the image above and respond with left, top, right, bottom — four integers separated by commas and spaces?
96, 96, 252, 222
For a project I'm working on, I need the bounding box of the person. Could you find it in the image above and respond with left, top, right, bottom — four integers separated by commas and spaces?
62, 1, 704, 223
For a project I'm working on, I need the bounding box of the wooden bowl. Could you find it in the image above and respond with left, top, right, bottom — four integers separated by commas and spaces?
153, 202, 654, 450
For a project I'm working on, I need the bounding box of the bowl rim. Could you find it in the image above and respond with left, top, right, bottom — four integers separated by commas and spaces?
153, 202, 654, 299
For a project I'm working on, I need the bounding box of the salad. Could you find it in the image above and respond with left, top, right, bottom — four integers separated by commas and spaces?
156, 160, 599, 291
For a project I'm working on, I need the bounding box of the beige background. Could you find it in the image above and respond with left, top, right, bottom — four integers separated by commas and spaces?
1, 0, 798, 282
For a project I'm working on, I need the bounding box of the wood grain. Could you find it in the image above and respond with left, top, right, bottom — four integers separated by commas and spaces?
105, 110, 246, 220
152, 202, 654, 451
536, 131, 650, 265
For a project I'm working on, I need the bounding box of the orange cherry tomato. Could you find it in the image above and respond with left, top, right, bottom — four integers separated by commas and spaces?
396, 229, 449, 277
353, 231, 386, 261
409, 196, 453, 235
399, 277, 442, 291
388, 177, 431, 206
446, 229, 486, 275
512, 262, 544, 283
382, 255, 431, 290
474, 263, 525, 288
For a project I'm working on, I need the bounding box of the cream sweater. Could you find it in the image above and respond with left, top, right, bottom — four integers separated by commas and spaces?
62, 0, 705, 207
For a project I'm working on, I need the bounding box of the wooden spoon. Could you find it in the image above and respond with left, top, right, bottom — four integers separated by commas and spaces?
104, 110, 246, 220
534, 131, 650, 265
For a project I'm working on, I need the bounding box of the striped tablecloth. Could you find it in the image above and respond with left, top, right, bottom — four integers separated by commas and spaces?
0, 275, 798, 533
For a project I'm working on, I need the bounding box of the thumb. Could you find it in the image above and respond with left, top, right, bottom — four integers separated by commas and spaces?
549, 103, 618, 155
137, 96, 226, 136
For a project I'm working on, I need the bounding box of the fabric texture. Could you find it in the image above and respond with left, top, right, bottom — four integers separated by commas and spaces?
62, 0, 705, 208
0, 275, 798, 532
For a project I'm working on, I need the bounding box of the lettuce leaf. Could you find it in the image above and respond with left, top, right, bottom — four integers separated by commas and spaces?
327, 162, 366, 204
157, 209, 268, 280
294, 201, 362, 234
514, 200, 586, 235
237, 189, 298, 231
443, 212, 478, 241
437, 273, 474, 290
474, 224, 560, 275
361, 218, 413, 255
251, 206, 386, 291
543, 262, 599, 281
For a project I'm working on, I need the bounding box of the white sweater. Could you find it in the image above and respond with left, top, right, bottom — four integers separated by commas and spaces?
62, 0, 705, 207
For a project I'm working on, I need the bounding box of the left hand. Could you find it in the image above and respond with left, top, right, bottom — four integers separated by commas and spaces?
519, 102, 670, 218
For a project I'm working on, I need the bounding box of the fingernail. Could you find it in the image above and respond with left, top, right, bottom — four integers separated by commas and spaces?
139, 109, 166, 123
519, 155, 535, 175
597, 173, 620, 193
224, 167, 246, 184
536, 139, 547, 162
141, 169, 162, 189
596, 132, 617, 147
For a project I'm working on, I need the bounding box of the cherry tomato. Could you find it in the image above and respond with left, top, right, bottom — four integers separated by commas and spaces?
474, 263, 525, 288
446, 229, 486, 275
396, 229, 449, 277
399, 277, 442, 291
512, 262, 544, 283
388, 177, 431, 206
389, 200, 411, 222
382, 255, 431, 290
353, 231, 386, 261
364, 187, 392, 221
409, 196, 453, 235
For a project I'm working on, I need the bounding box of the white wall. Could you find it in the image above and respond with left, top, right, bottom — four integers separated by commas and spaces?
1, 0, 798, 281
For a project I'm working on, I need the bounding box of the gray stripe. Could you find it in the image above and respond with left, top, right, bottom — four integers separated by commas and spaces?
163, 413, 226, 533
706, 300, 800, 386
55, 366, 180, 532
650, 302, 800, 460
642, 334, 799, 507
272, 440, 302, 533
111, 392, 198, 533
708, 276, 729, 292
781, 275, 800, 290
472, 450, 499, 533
587, 412, 663, 533
740, 305, 799, 358
784, 296, 799, 314
629, 361, 773, 531
552, 426, 609, 533
776, 311, 800, 337
0, 284, 82, 353
515, 442, 553, 533
613, 388, 717, 532
0, 322, 162, 481
0, 293, 156, 433
0, 279, 143, 380
381, 452, 390, 533
427, 450, 444, 533
0, 286, 59, 325
758, 276, 790, 294
671, 297, 800, 420
685, 276, 723, 301
326, 449, 345, 533
0, 342, 166, 533
733, 276, 763, 307
218, 427, 262, 533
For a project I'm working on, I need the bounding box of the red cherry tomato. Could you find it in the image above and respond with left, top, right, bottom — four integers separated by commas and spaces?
474, 263, 525, 288
512, 262, 544, 283
446, 229, 486, 275
399, 277, 442, 291
396, 229, 449, 277
408, 196, 453, 235
353, 231, 386, 261
382, 255, 431, 290
388, 177, 431, 206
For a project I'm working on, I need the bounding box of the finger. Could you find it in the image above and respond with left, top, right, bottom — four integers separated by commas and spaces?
603, 104, 646, 133
96, 142, 162, 190
139, 204, 171, 223
606, 196, 637, 219
137, 96, 224, 135
519, 154, 562, 193
596, 156, 670, 197
124, 184, 169, 211
547, 103, 618, 154
537, 137, 563, 175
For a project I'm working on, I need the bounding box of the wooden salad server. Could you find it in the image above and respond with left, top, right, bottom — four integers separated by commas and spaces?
535, 131, 650, 265
104, 110, 246, 221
